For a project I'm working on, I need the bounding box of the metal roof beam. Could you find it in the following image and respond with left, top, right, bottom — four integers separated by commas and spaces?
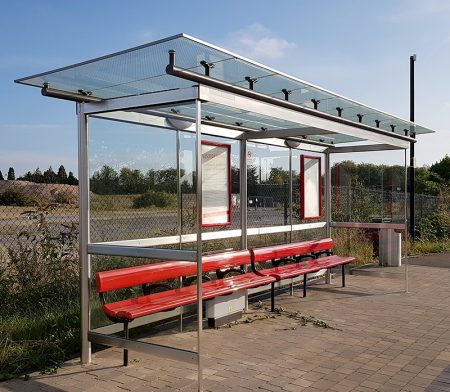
330, 144, 406, 153
242, 127, 334, 140
196, 85, 411, 149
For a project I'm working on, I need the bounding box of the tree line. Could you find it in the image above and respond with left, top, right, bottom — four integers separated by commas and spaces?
0, 165, 78, 185
331, 156, 450, 196
90, 165, 188, 194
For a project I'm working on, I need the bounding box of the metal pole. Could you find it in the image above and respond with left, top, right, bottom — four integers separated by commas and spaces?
404, 149, 409, 293
77, 102, 91, 364
381, 169, 384, 219
240, 140, 249, 310
289, 148, 293, 243
289, 148, 294, 295
409, 54, 416, 241
177, 130, 183, 332
325, 151, 331, 284
195, 99, 203, 392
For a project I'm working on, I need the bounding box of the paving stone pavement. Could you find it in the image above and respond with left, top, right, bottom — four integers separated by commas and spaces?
2, 254, 450, 392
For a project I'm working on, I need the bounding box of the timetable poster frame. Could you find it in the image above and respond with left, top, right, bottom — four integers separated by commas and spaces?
201, 141, 232, 227
300, 155, 322, 220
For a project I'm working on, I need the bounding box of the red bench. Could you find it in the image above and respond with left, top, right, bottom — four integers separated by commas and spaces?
96, 238, 355, 365
250, 238, 334, 267
96, 250, 275, 365
250, 238, 355, 310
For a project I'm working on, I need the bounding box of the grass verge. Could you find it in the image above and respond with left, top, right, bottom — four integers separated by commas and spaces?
409, 239, 450, 256
0, 301, 80, 381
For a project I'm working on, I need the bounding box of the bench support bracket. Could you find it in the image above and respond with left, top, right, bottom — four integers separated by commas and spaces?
303, 274, 307, 297
271, 283, 275, 312
123, 322, 129, 366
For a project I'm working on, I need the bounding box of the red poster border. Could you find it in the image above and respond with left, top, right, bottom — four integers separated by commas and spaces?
300, 155, 322, 220
201, 141, 232, 227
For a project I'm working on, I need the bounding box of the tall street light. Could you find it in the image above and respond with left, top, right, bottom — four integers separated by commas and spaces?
409, 54, 416, 240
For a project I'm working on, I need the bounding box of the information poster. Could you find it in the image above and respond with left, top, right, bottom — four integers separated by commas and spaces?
301, 155, 322, 220
202, 141, 231, 226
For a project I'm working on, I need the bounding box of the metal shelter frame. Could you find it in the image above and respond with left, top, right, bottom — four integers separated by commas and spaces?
15, 33, 436, 392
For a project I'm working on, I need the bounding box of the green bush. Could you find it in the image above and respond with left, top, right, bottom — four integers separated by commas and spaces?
133, 190, 176, 208
53, 189, 77, 205
0, 188, 37, 206
418, 210, 450, 241
0, 213, 80, 378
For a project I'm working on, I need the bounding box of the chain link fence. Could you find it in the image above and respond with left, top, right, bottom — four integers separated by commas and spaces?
1, 180, 446, 253
0, 180, 78, 256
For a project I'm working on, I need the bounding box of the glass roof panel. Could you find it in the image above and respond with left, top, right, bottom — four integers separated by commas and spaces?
16, 33, 434, 136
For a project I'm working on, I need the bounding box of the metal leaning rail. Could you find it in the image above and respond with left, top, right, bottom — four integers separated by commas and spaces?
95, 238, 355, 366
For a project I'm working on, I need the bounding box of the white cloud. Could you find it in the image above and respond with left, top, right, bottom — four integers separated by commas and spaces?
224, 24, 297, 62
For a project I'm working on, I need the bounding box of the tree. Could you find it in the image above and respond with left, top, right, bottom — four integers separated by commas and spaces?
67, 171, 78, 185
430, 155, 450, 183
90, 165, 119, 194
7, 167, 15, 180
57, 165, 68, 184
43, 166, 56, 183
153, 168, 178, 193
268, 167, 289, 185
0, 170, 3, 180
119, 167, 145, 194
32, 168, 43, 183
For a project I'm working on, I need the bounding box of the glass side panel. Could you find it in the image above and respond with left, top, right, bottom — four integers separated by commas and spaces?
88, 116, 179, 243
247, 142, 290, 228
330, 150, 406, 224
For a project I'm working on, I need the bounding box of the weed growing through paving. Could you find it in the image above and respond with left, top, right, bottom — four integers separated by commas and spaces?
223, 301, 340, 331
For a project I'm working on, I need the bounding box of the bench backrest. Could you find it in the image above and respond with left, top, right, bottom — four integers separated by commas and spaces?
202, 249, 251, 272
250, 238, 333, 263
96, 239, 333, 293
96, 250, 251, 293
96, 261, 196, 293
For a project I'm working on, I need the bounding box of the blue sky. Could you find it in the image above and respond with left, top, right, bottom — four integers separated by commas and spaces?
1, 0, 449, 176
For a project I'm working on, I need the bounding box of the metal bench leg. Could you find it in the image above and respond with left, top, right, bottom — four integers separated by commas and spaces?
271, 282, 275, 312
303, 274, 307, 298
123, 321, 129, 366
342, 265, 346, 287
290, 281, 294, 296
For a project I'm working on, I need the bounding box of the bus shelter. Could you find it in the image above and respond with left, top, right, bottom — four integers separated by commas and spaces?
16, 33, 435, 391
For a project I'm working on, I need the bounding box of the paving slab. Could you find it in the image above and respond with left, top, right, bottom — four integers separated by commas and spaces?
1, 253, 450, 391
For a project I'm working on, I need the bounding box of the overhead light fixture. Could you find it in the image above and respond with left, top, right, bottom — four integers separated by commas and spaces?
285, 139, 301, 148
166, 117, 194, 130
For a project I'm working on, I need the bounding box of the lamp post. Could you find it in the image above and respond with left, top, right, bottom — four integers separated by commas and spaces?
409, 54, 416, 241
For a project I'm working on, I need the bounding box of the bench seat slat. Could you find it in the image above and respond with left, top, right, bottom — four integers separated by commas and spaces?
256, 255, 355, 280
103, 272, 276, 321
250, 238, 333, 263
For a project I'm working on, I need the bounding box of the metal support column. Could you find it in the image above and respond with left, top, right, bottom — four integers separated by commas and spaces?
409, 54, 416, 241
195, 99, 203, 392
240, 139, 249, 310
289, 148, 293, 243
289, 148, 294, 295
404, 149, 409, 293
325, 151, 332, 284
77, 102, 91, 364
177, 130, 183, 332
